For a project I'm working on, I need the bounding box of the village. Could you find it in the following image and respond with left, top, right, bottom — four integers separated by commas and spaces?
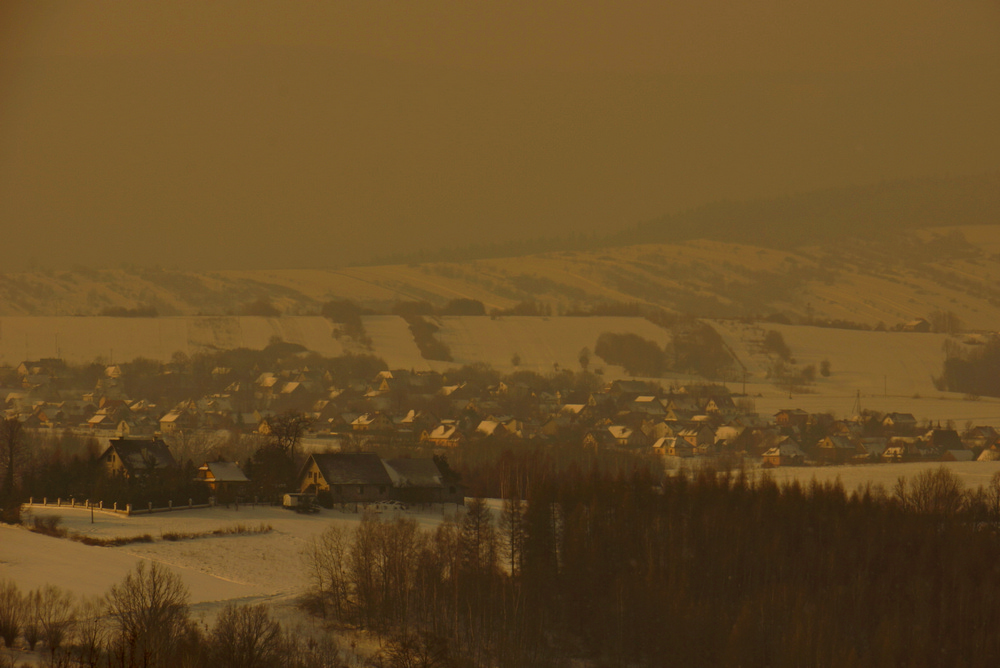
4, 341, 1000, 516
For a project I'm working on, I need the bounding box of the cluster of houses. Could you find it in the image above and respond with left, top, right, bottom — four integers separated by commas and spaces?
95, 436, 463, 506
7, 358, 1000, 474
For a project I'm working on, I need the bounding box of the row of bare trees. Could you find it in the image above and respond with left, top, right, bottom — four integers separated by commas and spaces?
303, 498, 548, 668
0, 562, 347, 668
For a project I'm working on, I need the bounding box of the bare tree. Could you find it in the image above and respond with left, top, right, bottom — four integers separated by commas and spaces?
0, 580, 23, 648
268, 410, 312, 459
22, 589, 40, 651
210, 603, 283, 668
460, 498, 498, 578
35, 584, 76, 657
498, 497, 526, 577
106, 561, 191, 668
907, 466, 966, 516
303, 525, 352, 621
71, 596, 109, 668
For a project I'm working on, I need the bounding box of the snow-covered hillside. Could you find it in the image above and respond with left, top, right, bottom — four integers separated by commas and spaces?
0, 316, 344, 365
432, 315, 671, 377
712, 320, 954, 397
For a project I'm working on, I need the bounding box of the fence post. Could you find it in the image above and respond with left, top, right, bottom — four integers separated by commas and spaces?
57, 498, 61, 507
126, 504, 132, 516
188, 498, 192, 508
43, 497, 47, 506
99, 501, 103, 510
168, 500, 172, 510
113, 502, 118, 512
28, 497, 32, 505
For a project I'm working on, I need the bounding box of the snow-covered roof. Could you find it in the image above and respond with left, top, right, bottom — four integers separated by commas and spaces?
201, 461, 249, 483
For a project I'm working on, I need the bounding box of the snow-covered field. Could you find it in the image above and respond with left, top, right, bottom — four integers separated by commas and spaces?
361, 315, 435, 371
1, 503, 459, 622
710, 320, 1000, 425
433, 315, 670, 377
765, 460, 1000, 495
6, 461, 999, 621
0, 316, 345, 365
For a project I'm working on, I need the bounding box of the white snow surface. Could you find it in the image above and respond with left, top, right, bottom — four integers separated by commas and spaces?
710, 320, 1000, 425
1, 504, 458, 620
0, 316, 344, 365
432, 315, 670, 377
764, 460, 1000, 495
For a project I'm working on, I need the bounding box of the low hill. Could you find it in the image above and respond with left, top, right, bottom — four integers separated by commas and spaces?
5, 224, 1000, 331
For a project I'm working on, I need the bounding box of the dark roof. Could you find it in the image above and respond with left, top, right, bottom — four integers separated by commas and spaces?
385, 458, 446, 488
310, 453, 393, 486
104, 437, 177, 472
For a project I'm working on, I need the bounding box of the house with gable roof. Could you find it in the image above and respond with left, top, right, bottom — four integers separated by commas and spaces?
196, 460, 250, 502
98, 437, 177, 479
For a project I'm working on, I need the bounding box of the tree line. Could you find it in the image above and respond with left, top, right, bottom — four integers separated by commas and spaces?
305, 457, 1000, 667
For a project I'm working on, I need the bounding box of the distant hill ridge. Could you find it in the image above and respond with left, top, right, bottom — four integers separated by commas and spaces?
368, 173, 1000, 265
2, 173, 1000, 328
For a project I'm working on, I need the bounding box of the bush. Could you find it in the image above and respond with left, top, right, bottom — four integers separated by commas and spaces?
594, 332, 668, 377
30, 515, 66, 538
240, 298, 281, 317
762, 330, 791, 360
440, 298, 486, 316
406, 317, 453, 362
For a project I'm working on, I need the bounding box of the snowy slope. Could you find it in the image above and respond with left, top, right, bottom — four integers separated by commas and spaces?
1, 504, 457, 619
712, 320, 955, 397
0, 316, 344, 365
432, 315, 672, 377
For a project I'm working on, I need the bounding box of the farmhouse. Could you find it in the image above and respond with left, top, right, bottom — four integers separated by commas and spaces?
196, 460, 250, 502
295, 453, 464, 505
774, 409, 809, 430
297, 452, 394, 503
816, 435, 857, 464
762, 438, 806, 467
98, 437, 177, 478
384, 458, 464, 504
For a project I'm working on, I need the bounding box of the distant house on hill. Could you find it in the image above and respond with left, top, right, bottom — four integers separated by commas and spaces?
924, 428, 964, 452
816, 435, 857, 464
652, 436, 694, 458
98, 437, 176, 479
882, 413, 918, 433
424, 423, 464, 447
902, 318, 931, 333
196, 461, 250, 502
774, 409, 809, 429
762, 437, 806, 467
159, 409, 194, 434
607, 425, 649, 448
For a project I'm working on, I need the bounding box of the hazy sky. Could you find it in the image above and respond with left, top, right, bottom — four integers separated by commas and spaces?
2, 1, 999, 270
